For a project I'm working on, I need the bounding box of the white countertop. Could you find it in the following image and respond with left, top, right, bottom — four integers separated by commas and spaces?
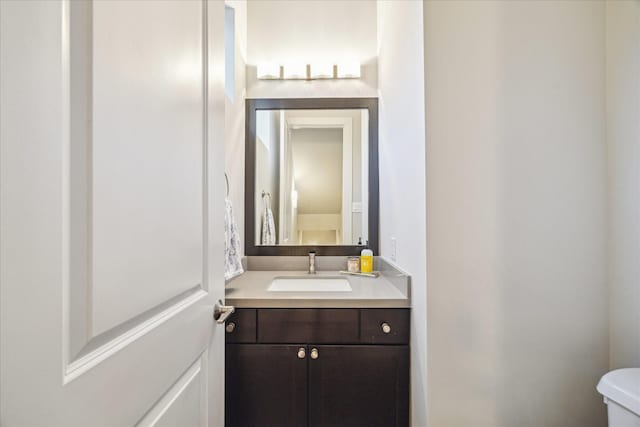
225, 269, 410, 308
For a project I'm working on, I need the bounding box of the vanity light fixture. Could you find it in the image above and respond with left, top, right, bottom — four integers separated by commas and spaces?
283, 63, 308, 80
256, 62, 361, 80
336, 62, 361, 78
310, 63, 335, 79
256, 63, 281, 79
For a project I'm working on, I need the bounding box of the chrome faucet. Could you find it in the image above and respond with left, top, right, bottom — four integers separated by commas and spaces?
308, 251, 317, 274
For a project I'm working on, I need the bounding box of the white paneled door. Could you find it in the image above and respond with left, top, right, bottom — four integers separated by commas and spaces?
0, 1, 226, 426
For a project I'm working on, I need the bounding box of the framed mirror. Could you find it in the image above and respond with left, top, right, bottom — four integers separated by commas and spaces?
245, 98, 378, 255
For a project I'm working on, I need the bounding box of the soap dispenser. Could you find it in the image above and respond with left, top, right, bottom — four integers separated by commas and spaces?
360, 246, 373, 273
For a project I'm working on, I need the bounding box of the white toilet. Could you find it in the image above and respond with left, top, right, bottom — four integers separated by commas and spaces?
598, 368, 640, 427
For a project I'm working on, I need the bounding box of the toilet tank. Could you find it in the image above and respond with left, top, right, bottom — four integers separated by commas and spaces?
597, 368, 640, 427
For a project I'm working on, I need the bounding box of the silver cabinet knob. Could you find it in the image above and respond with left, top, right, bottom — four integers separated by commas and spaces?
381, 322, 391, 334
225, 322, 235, 333
310, 348, 319, 360
297, 347, 306, 359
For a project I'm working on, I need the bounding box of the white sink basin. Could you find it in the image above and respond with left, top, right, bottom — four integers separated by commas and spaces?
268, 276, 352, 292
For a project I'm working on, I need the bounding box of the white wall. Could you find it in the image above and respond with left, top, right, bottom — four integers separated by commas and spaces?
606, 0, 640, 370
377, 2, 427, 426
247, 0, 376, 65
424, 1, 608, 426
225, 0, 247, 254
246, 0, 377, 98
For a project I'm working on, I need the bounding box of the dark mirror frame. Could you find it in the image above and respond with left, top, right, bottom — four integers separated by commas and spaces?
245, 97, 379, 256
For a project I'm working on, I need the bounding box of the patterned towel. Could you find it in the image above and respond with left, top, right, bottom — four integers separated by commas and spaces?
224, 198, 244, 281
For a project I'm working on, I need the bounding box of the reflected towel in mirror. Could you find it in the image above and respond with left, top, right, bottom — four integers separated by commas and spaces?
261, 193, 276, 245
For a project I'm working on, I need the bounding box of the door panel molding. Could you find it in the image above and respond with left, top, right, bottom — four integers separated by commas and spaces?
64, 287, 207, 384
61, 0, 211, 384
136, 351, 208, 427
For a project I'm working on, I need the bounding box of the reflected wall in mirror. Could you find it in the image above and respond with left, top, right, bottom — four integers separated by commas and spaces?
246, 98, 378, 256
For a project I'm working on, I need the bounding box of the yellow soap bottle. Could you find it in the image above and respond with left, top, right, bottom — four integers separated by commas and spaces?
360, 248, 374, 273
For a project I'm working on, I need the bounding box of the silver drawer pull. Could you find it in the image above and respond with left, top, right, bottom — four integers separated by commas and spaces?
213, 300, 235, 324
310, 348, 319, 360
297, 348, 306, 359
381, 322, 391, 334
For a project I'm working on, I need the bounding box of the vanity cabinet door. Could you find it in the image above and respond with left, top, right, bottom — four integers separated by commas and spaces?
308, 345, 410, 427
226, 344, 307, 427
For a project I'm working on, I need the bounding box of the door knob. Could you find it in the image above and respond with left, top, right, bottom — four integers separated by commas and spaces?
310, 348, 319, 360
213, 300, 235, 324
381, 322, 391, 334
297, 347, 306, 359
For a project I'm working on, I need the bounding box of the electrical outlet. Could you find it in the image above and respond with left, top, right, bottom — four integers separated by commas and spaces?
390, 237, 397, 262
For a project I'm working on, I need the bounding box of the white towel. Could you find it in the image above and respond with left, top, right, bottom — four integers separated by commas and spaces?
224, 198, 244, 281
261, 197, 276, 245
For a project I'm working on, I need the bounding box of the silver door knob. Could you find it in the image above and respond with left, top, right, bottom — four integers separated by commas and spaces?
310, 348, 319, 360
381, 322, 391, 334
225, 322, 235, 333
297, 348, 306, 359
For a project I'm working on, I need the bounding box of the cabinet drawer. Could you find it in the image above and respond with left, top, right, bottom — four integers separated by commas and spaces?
225, 308, 257, 343
360, 309, 410, 344
258, 309, 359, 344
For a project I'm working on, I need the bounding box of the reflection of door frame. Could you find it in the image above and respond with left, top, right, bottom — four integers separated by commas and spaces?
284, 116, 353, 244
278, 112, 289, 244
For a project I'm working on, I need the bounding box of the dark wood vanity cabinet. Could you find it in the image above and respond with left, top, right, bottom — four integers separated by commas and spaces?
226, 344, 307, 427
308, 345, 409, 427
225, 308, 410, 427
